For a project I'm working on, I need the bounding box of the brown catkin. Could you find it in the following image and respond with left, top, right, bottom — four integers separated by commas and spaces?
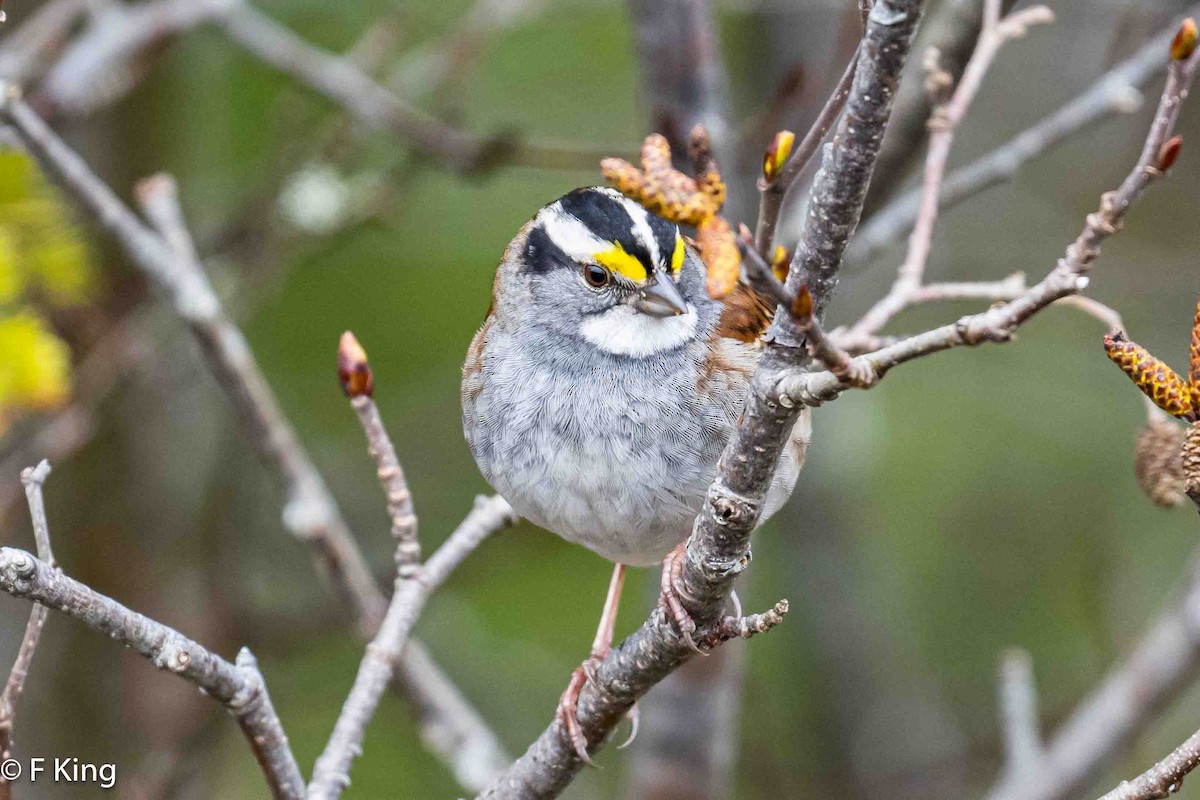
1183, 420, 1200, 503
1135, 420, 1187, 508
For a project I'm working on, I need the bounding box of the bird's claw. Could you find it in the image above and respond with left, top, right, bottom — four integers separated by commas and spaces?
660, 542, 706, 655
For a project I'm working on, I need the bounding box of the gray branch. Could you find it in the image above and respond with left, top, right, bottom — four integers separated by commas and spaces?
309, 494, 516, 799
0, 92, 509, 794
989, 550, 1200, 800
0, 547, 304, 799
847, 14, 1188, 266
786, 0, 925, 323
1096, 723, 1200, 800
786, 40, 1198, 409
866, 0, 1018, 209
0, 461, 55, 800
476, 4, 924, 797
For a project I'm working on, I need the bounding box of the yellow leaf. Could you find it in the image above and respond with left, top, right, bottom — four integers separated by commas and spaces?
0, 309, 71, 413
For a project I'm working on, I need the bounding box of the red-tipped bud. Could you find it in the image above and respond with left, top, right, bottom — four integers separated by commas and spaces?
762, 130, 795, 183
791, 283, 814, 326
1158, 135, 1183, 172
337, 331, 374, 398
1172, 18, 1198, 61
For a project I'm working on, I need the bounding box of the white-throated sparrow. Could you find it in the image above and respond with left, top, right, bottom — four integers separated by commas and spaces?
461, 186, 810, 760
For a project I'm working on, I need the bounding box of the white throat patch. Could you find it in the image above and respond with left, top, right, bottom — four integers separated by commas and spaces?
579, 304, 698, 358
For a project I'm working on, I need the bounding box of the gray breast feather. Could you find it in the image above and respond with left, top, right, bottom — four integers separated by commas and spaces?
462, 328, 809, 566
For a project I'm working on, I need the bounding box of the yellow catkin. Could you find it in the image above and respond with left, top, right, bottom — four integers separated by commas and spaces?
601, 128, 741, 299
1104, 332, 1195, 419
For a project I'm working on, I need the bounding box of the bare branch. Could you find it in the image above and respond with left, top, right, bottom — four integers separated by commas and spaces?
783, 0, 926, 325
337, 333, 421, 576
478, 4, 925, 796
986, 544, 1200, 800
0, 547, 304, 799
0, 460, 56, 799
19, 461, 54, 569
1097, 725, 1200, 800
754, 45, 859, 257
0, 93, 509, 792
310, 495, 516, 799
998, 648, 1042, 783
394, 643, 512, 791
217, 2, 497, 174
786, 40, 1199, 408
848, 13, 1192, 266
867, 0, 1019, 208
846, 4, 1054, 345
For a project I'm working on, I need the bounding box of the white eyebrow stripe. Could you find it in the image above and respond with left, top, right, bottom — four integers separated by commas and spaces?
539, 203, 609, 263
613, 195, 661, 268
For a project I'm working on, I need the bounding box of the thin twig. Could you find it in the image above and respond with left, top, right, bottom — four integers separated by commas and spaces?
19, 461, 54, 569
338, 338, 420, 576
0, 461, 55, 800
782, 0, 925, 326
848, 11, 1195, 266
0, 547, 305, 799
867, 0, 1019, 209
786, 29, 1199, 409
845, 3, 1054, 345
477, 4, 925, 796
754, 45, 859, 257
309, 495, 516, 800
217, 1, 612, 173
217, 2, 495, 174
0, 95, 509, 793
1096, 727, 1200, 800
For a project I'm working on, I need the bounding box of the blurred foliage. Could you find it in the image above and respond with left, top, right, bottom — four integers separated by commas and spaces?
0, 150, 93, 436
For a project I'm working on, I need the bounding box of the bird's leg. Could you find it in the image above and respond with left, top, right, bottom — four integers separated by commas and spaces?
659, 540, 703, 654
557, 562, 626, 765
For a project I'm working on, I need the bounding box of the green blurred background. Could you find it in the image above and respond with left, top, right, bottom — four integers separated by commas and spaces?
3, 0, 1200, 797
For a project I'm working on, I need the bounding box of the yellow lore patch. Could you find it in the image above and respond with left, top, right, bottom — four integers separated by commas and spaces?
594, 242, 648, 283
671, 232, 685, 274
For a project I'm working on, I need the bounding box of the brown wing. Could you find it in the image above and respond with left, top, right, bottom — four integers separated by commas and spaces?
715, 282, 774, 343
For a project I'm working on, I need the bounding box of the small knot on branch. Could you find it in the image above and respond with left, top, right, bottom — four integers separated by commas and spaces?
704, 599, 789, 645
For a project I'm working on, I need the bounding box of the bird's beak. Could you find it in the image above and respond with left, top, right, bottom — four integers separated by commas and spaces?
632, 268, 688, 317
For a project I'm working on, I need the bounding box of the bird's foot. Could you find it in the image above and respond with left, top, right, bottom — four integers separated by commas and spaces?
557, 658, 598, 765
659, 542, 704, 654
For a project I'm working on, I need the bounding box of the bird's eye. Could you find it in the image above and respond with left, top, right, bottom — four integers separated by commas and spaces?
583, 264, 610, 288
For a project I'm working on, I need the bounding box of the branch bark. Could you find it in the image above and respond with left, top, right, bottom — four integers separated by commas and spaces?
0, 461, 55, 800
0, 547, 305, 799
